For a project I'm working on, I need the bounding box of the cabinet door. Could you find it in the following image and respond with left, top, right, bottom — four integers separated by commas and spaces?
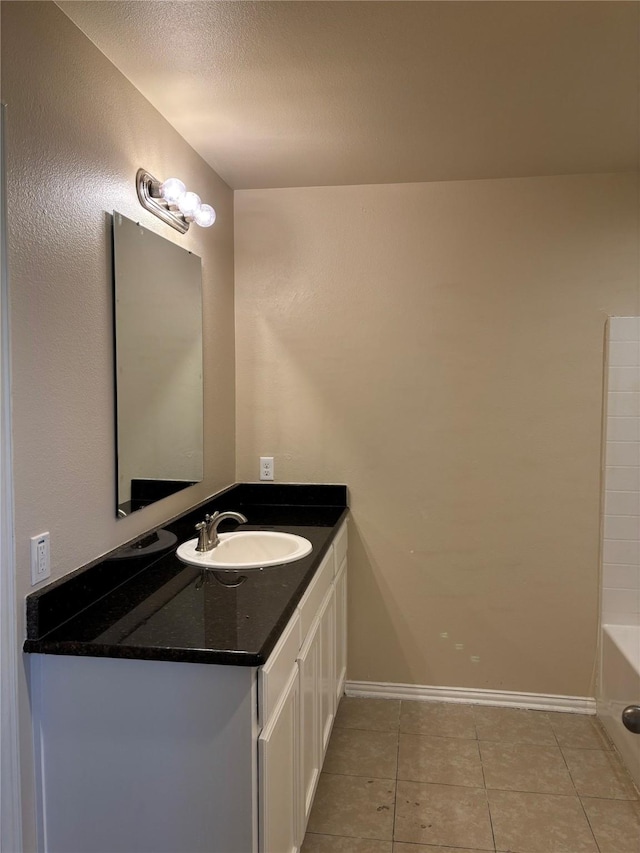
334, 557, 347, 705
319, 586, 336, 757
258, 666, 300, 853
297, 617, 321, 836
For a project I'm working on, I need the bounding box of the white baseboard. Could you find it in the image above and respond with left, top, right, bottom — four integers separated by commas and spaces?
345, 680, 596, 715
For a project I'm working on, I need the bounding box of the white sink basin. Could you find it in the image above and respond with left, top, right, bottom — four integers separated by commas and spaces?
176, 530, 313, 570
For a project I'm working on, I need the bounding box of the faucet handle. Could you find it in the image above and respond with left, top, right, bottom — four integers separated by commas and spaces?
194, 521, 209, 553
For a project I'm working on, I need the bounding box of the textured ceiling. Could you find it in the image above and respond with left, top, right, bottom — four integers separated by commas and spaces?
58, 1, 639, 190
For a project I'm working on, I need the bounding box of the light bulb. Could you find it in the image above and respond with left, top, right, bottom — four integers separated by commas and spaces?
160, 177, 186, 206
178, 191, 201, 219
194, 204, 216, 228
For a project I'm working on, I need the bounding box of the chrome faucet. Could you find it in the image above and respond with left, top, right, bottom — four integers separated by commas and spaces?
194, 510, 248, 552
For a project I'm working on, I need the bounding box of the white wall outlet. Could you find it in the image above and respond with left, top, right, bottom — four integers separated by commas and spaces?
260, 456, 274, 481
30, 532, 51, 585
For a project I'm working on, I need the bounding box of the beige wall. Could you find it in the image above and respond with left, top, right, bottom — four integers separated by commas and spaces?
235, 173, 639, 698
1, 3, 235, 847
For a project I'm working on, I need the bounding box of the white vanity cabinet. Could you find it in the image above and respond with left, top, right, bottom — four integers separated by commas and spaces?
31, 519, 348, 853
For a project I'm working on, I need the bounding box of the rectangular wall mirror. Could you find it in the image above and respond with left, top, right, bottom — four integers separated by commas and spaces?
112, 212, 204, 517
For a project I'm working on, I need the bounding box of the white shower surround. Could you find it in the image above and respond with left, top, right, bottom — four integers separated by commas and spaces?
599, 316, 640, 787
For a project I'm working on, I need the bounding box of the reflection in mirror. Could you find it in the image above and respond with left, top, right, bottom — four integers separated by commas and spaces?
112, 212, 204, 517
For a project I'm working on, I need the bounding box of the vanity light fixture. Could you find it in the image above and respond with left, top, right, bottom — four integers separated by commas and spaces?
136, 168, 216, 234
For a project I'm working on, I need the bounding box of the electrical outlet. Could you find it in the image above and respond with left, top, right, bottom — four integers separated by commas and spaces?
30, 532, 51, 585
260, 456, 274, 481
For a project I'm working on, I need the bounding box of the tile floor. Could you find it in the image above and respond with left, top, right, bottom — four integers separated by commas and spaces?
302, 697, 640, 853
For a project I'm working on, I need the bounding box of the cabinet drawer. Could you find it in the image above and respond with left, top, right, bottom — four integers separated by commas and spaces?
298, 549, 334, 640
259, 609, 301, 727
333, 520, 348, 576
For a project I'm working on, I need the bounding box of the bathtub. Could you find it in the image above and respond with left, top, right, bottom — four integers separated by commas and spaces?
598, 624, 640, 787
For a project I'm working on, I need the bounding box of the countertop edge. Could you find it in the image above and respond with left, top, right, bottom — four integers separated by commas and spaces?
23, 640, 263, 667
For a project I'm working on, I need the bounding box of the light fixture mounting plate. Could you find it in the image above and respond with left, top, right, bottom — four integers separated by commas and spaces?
136, 168, 189, 233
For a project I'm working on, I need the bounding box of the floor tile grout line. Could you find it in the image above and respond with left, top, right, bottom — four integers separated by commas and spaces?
320, 770, 396, 781
490, 779, 583, 798
322, 769, 489, 790
391, 703, 402, 843
334, 725, 401, 734
335, 722, 613, 748
549, 720, 562, 750
391, 840, 496, 852
475, 712, 498, 853
322, 767, 615, 799
399, 731, 478, 740
574, 795, 603, 853
530, 731, 579, 799
303, 828, 392, 843
579, 793, 640, 804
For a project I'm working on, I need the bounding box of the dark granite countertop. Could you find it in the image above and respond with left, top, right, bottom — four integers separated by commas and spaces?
24, 484, 348, 666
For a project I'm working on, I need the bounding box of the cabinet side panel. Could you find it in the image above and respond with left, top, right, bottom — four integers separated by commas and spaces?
34, 655, 257, 853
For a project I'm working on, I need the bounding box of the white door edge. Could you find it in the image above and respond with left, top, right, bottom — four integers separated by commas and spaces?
0, 101, 23, 853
